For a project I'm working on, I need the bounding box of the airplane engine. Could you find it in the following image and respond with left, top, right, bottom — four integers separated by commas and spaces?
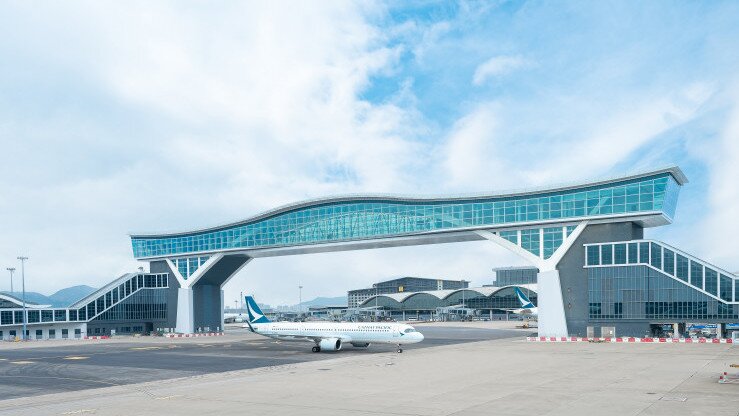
319, 338, 342, 351
350, 342, 370, 348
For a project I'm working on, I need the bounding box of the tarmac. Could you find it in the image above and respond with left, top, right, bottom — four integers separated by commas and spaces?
0, 322, 737, 416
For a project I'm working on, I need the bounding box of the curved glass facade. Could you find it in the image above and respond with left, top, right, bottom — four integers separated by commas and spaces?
132, 173, 681, 259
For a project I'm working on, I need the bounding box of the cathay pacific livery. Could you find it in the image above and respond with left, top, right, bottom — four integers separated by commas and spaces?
243, 296, 424, 353
506, 287, 538, 317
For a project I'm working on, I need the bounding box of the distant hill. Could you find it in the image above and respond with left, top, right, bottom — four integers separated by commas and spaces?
299, 296, 347, 307
49, 285, 98, 306
1, 285, 97, 307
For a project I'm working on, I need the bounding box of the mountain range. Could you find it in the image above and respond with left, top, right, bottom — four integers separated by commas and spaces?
0, 285, 98, 307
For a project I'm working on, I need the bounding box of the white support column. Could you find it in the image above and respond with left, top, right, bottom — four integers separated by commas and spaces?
537, 270, 568, 337
476, 221, 589, 338
176, 287, 194, 334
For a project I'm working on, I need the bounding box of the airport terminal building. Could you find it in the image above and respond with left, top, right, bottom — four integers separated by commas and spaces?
1, 272, 171, 340
348, 277, 469, 308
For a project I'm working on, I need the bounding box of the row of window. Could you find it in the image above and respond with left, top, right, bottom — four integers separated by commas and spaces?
588, 266, 738, 320
499, 226, 576, 258
173, 257, 210, 279
0, 328, 82, 340
585, 241, 736, 302
132, 174, 679, 258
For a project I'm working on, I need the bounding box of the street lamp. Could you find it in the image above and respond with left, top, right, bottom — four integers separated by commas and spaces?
17, 256, 28, 341
6, 267, 15, 294
298, 285, 303, 315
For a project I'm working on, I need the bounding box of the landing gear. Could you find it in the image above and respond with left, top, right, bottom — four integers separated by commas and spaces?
397, 345, 403, 353
312, 346, 321, 353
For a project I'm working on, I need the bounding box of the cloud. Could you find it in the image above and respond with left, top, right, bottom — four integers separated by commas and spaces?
472, 55, 527, 85
700, 83, 739, 267
1, 1, 739, 305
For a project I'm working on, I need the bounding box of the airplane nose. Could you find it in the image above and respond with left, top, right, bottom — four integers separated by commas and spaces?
416, 332, 424, 342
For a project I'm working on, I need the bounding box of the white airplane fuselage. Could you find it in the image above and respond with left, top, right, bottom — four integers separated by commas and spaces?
246, 321, 424, 347
511, 307, 538, 317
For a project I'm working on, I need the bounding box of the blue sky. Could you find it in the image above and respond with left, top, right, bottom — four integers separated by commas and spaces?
1, 1, 738, 305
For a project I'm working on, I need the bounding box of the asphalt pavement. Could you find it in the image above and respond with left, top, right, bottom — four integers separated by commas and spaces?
0, 325, 526, 400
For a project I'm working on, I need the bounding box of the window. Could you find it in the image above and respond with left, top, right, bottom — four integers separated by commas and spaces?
35, 329, 43, 340
74, 328, 81, 338
54, 310, 66, 321
627, 243, 638, 264
719, 274, 733, 302
690, 261, 703, 288
662, 249, 674, 275
42, 310, 53, 322
62, 329, 69, 339
705, 269, 718, 296
601, 245, 613, 265
587, 246, 600, 266
650, 243, 661, 269
49, 329, 56, 339
520, 229, 540, 257
639, 242, 650, 263
675, 255, 689, 282
0, 311, 12, 325
28, 310, 40, 323
614, 244, 627, 265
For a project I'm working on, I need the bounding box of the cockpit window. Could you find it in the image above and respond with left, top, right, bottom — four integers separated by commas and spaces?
404, 328, 416, 333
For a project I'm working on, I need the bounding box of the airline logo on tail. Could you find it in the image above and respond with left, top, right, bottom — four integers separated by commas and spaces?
514, 287, 535, 309
245, 296, 270, 324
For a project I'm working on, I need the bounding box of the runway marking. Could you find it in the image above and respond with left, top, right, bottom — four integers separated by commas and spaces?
154, 395, 182, 400
61, 409, 96, 415
130, 346, 163, 351
10, 361, 35, 365
64, 356, 89, 360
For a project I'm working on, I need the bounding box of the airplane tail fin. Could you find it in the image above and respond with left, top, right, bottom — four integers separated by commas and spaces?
245, 295, 271, 325
514, 287, 535, 309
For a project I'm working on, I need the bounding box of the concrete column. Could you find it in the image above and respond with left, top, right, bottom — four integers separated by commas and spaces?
716, 323, 723, 339
537, 270, 568, 337
176, 287, 194, 334
220, 289, 225, 332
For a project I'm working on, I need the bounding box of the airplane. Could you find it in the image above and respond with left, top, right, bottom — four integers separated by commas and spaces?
224, 313, 246, 324
242, 295, 424, 353
503, 287, 538, 317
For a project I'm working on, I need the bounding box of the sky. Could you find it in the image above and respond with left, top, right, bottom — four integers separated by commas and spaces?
1, 1, 738, 306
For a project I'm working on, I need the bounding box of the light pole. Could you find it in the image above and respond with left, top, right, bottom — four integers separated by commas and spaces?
298, 285, 303, 316
6, 267, 15, 294
240, 291, 243, 310
17, 256, 28, 341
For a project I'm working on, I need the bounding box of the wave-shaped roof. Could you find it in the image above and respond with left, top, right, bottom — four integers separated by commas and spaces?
359, 284, 537, 305
131, 166, 686, 238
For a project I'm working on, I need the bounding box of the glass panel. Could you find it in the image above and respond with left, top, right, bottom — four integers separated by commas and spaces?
601, 244, 613, 265
499, 231, 518, 245
719, 274, 732, 302
587, 246, 600, 266
662, 249, 674, 275
704, 268, 718, 296
676, 255, 689, 282
627, 243, 638, 264
639, 242, 650, 263
690, 261, 703, 288
614, 244, 627, 265
650, 243, 661, 269
520, 229, 540, 257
